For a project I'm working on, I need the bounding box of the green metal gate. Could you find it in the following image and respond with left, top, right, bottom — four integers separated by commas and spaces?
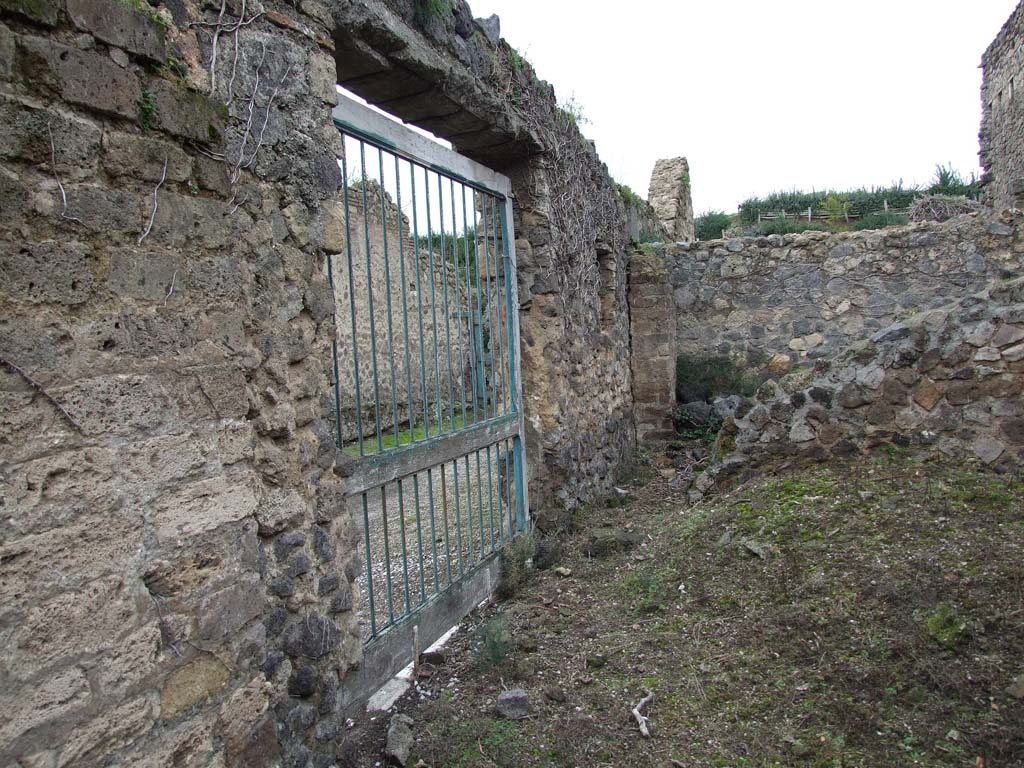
328, 95, 529, 703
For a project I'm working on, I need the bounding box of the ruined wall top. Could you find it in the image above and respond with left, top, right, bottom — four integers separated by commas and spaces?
647, 157, 695, 242
979, 0, 1024, 209
332, 0, 578, 169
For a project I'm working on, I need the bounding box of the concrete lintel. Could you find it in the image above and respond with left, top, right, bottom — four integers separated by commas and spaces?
332, 93, 513, 197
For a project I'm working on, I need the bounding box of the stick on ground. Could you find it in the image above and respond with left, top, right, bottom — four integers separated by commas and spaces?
631, 688, 654, 738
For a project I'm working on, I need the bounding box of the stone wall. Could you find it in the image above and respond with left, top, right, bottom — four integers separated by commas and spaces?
0, 0, 639, 763
670, 215, 1022, 376
629, 251, 677, 443
693, 267, 1024, 501
647, 156, 694, 242
0, 0, 362, 764
980, 0, 1024, 210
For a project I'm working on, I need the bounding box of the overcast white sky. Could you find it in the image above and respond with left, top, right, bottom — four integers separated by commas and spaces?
465, 0, 1019, 214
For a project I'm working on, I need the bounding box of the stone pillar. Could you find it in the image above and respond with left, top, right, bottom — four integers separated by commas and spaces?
647, 157, 695, 242
628, 250, 677, 443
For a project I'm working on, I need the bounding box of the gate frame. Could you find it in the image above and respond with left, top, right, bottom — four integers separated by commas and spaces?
330, 95, 530, 712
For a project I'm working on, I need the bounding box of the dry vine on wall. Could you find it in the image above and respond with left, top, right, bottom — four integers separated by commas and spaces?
494, 57, 622, 334
190, 5, 294, 205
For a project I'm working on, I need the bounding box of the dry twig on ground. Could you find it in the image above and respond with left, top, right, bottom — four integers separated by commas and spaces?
631, 688, 655, 738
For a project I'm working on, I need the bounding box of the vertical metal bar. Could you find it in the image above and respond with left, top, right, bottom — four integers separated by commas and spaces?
425, 467, 440, 593
361, 493, 376, 637
483, 195, 500, 418
451, 458, 465, 578
500, 196, 520, 416
499, 194, 530, 531
378, 147, 401, 448
463, 453, 474, 566
409, 165, 431, 441
495, 196, 509, 414
438, 463, 453, 586
462, 188, 479, 425
325, 252, 343, 448
473, 191, 488, 419
486, 443, 496, 552
437, 173, 456, 433
503, 439, 514, 538
397, 477, 411, 617
358, 142, 384, 453
450, 178, 469, 429
485, 195, 505, 421
412, 472, 427, 604
394, 155, 417, 447
380, 485, 395, 627
496, 440, 506, 544
475, 446, 485, 558
339, 141, 364, 455
424, 170, 443, 436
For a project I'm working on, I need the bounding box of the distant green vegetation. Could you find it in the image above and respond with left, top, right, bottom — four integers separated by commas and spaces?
418, 229, 481, 284
853, 211, 908, 230
676, 353, 760, 404
694, 211, 732, 240
753, 218, 825, 236
738, 165, 979, 224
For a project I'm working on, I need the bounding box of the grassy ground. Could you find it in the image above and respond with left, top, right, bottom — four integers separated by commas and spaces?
343, 453, 1024, 767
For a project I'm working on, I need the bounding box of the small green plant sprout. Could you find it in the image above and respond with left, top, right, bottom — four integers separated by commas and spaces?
678, 170, 690, 189
160, 56, 187, 81
614, 182, 644, 208
120, 0, 169, 28
558, 95, 588, 128
477, 613, 513, 665
137, 88, 158, 132
497, 532, 536, 599
507, 47, 526, 74
413, 0, 449, 27
925, 602, 970, 650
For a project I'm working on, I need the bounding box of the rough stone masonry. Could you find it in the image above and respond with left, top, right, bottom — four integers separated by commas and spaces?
0, 0, 639, 765
980, 0, 1024, 210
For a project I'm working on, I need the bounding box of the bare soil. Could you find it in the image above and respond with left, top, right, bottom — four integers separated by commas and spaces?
340, 451, 1024, 768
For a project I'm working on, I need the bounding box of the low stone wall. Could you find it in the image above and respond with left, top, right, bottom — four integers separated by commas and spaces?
671, 214, 1022, 375
980, 0, 1024, 209
693, 275, 1024, 499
